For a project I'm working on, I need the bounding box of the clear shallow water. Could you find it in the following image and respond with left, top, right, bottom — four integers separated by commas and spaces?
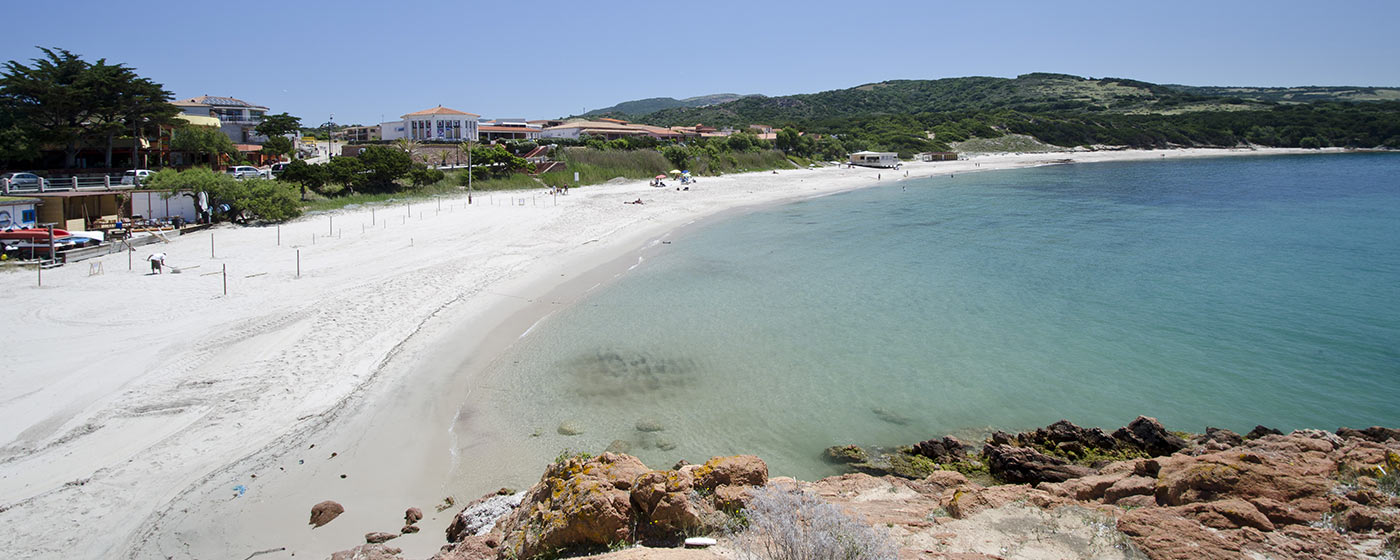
470, 153, 1400, 480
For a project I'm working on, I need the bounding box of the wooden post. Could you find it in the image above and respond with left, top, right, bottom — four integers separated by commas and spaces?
296, 249, 300, 278
329, 216, 333, 236
312, 233, 316, 245
211, 233, 215, 258
372, 207, 376, 225
222, 263, 227, 295
277, 224, 281, 246
37, 259, 41, 287
128, 245, 132, 270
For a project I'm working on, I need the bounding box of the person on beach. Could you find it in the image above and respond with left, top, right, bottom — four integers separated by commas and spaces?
148, 252, 166, 274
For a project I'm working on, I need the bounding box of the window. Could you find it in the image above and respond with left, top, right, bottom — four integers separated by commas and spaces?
22, 209, 35, 223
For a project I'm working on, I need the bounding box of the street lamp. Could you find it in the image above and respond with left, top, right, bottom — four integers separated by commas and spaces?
327, 113, 334, 161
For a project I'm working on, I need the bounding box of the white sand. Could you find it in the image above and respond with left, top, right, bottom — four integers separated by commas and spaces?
0, 147, 1329, 559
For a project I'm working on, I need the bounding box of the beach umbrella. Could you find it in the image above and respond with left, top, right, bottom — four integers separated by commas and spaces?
668, 169, 682, 176
655, 175, 667, 179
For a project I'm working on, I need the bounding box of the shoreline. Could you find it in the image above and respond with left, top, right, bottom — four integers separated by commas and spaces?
0, 146, 1346, 558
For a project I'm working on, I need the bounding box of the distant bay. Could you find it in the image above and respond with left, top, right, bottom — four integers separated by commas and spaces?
470, 153, 1400, 480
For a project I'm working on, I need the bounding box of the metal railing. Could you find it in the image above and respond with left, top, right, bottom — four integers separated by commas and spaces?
2, 174, 139, 194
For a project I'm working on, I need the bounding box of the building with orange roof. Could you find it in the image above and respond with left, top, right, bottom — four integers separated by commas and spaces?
382, 105, 480, 142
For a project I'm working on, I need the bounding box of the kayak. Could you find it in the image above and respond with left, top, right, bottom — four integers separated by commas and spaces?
0, 228, 72, 241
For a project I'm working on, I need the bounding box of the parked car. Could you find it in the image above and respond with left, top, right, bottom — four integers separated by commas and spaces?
269, 162, 290, 178
120, 169, 153, 185
1, 172, 45, 190
226, 166, 264, 180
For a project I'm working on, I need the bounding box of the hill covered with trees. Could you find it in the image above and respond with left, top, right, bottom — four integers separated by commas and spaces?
600, 73, 1400, 156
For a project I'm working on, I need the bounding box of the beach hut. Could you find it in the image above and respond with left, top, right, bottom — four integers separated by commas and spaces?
0, 196, 40, 229
848, 151, 900, 168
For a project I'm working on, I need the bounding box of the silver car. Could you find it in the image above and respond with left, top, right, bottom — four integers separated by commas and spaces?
1, 172, 45, 190
226, 166, 264, 180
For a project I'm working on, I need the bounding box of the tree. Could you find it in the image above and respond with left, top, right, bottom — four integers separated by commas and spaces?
726, 133, 754, 152
146, 168, 301, 223
172, 124, 237, 166
662, 145, 689, 170
261, 136, 293, 161
255, 112, 302, 139
279, 159, 327, 199
325, 156, 364, 191
353, 146, 411, 192
775, 128, 800, 153
407, 163, 444, 187
1, 47, 177, 169
467, 144, 533, 179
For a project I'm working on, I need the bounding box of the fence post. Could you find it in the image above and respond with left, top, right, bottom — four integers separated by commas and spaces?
329, 216, 333, 236
222, 264, 227, 295
72, 177, 78, 190
211, 233, 215, 258
104, 175, 111, 188
296, 249, 300, 278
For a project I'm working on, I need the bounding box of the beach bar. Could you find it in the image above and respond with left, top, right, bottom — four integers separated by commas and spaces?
849, 151, 900, 168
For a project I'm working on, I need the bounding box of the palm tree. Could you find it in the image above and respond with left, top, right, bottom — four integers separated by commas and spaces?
394, 138, 422, 163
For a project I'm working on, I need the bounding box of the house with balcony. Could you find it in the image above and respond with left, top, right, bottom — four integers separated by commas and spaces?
172, 95, 270, 144
399, 106, 480, 142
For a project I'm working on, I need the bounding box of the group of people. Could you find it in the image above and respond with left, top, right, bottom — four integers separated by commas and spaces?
548, 185, 570, 195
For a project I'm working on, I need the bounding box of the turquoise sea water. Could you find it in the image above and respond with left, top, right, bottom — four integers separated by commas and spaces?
471, 153, 1400, 480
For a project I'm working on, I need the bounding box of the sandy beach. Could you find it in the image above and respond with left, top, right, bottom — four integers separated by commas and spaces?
0, 147, 1330, 559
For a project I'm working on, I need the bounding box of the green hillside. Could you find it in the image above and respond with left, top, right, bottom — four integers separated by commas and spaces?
1166, 85, 1400, 104
581, 93, 755, 118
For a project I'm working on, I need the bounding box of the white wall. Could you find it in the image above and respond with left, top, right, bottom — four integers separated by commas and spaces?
380, 120, 406, 141
540, 127, 582, 139
131, 191, 198, 222
0, 202, 37, 228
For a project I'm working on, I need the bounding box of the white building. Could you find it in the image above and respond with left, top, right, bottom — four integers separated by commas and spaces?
172, 95, 270, 144
0, 197, 40, 229
399, 106, 479, 141
848, 151, 900, 168
380, 121, 407, 141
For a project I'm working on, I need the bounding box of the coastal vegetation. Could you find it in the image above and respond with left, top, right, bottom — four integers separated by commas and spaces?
585, 74, 1400, 156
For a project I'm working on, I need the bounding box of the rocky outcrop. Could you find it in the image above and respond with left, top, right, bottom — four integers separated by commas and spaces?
310, 500, 345, 528
1111, 416, 1189, 457
330, 543, 403, 560
446, 489, 525, 543
911, 436, 968, 463
1336, 425, 1400, 443
481, 453, 767, 559
981, 443, 1094, 484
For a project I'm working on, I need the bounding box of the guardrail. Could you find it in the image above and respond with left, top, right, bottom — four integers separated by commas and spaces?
2, 175, 138, 194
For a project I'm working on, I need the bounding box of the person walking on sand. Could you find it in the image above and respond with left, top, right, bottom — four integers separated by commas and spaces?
148, 252, 166, 274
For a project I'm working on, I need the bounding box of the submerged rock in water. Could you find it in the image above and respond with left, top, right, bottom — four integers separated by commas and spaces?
564, 348, 700, 402
606, 439, 632, 454
635, 418, 665, 432
872, 407, 913, 426
824, 444, 868, 464
557, 421, 584, 436
655, 438, 677, 451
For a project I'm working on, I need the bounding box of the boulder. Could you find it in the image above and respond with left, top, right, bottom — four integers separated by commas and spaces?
912, 436, 969, 463
445, 490, 525, 543
365, 532, 400, 544
1198, 427, 1243, 448
693, 455, 768, 490
400, 525, 419, 534
495, 453, 650, 558
1112, 416, 1188, 457
1118, 507, 1244, 559
981, 444, 1093, 484
942, 484, 1067, 519
1244, 425, 1283, 440
630, 469, 704, 533
309, 500, 345, 528
635, 418, 665, 432
1021, 419, 1119, 455
1039, 471, 1129, 501
431, 535, 498, 560
1336, 426, 1400, 443
405, 507, 423, 525
823, 444, 868, 464
557, 421, 584, 436
1103, 475, 1157, 504
1178, 498, 1274, 532
330, 544, 402, 560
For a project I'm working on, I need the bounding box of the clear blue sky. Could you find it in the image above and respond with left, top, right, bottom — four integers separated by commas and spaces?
3, 0, 1397, 126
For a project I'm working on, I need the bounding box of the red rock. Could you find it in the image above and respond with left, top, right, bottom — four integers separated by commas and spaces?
1040, 471, 1129, 501
693, 455, 768, 490
309, 500, 345, 528
405, 507, 423, 525
1179, 498, 1275, 532
365, 531, 399, 544
330, 543, 402, 560
1113, 494, 1157, 509
1103, 475, 1156, 504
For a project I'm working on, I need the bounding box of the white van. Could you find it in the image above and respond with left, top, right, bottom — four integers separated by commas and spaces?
121, 169, 153, 185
